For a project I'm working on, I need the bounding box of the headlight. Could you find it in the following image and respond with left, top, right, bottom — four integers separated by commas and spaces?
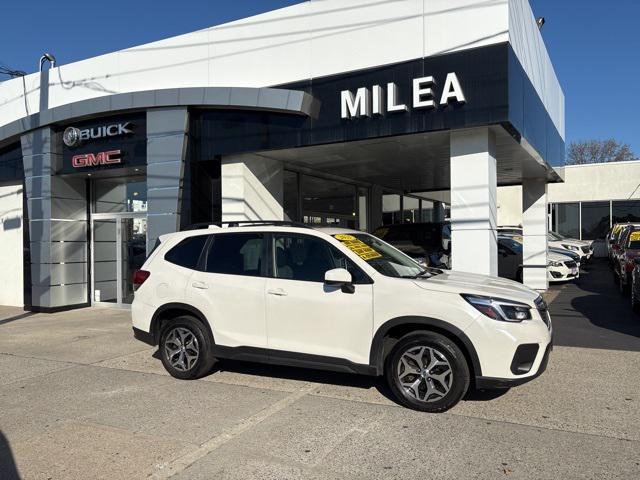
461, 294, 532, 322
548, 261, 563, 267
562, 244, 579, 251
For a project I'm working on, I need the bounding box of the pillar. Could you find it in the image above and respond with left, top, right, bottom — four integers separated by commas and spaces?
450, 128, 498, 276
522, 177, 548, 290
146, 108, 188, 252
221, 154, 284, 222
22, 127, 88, 310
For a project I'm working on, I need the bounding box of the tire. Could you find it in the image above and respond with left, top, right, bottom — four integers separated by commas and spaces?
159, 315, 216, 380
620, 271, 630, 295
516, 268, 523, 283
385, 331, 470, 413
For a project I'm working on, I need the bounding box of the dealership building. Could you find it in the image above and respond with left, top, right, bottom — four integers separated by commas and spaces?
0, 0, 566, 311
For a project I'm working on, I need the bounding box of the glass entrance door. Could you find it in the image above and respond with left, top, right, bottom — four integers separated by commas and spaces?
91, 214, 147, 308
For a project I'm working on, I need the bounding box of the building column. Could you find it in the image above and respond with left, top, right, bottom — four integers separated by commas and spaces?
22, 127, 88, 310
146, 108, 189, 252
369, 185, 383, 231
450, 127, 498, 276
221, 154, 284, 222
522, 177, 548, 290
432, 201, 446, 222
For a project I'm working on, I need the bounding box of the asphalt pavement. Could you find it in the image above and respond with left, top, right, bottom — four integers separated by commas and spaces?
0, 263, 639, 479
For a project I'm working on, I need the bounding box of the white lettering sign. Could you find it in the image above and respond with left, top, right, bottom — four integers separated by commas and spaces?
340, 73, 465, 119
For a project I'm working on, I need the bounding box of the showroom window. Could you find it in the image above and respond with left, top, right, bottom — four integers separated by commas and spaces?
283, 170, 299, 222
403, 197, 420, 223
612, 200, 640, 224
93, 176, 147, 213
382, 194, 402, 225
580, 201, 610, 240
555, 203, 580, 238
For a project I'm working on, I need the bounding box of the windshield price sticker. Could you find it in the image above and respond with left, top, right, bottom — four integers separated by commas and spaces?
630, 231, 640, 242
335, 235, 382, 261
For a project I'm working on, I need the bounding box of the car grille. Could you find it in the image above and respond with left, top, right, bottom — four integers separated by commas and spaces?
534, 295, 552, 330
564, 260, 577, 269
581, 245, 590, 253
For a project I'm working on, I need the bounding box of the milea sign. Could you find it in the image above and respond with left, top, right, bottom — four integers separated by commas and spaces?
340, 72, 466, 119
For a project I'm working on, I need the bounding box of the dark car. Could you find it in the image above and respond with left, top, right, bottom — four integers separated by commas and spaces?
613, 225, 640, 294
497, 235, 523, 282
631, 258, 640, 313
372, 223, 451, 268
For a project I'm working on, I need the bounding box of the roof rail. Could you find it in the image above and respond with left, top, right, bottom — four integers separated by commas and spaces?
181, 220, 312, 231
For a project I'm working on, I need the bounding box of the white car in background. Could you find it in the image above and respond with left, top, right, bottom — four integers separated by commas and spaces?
547, 250, 579, 283
547, 231, 593, 261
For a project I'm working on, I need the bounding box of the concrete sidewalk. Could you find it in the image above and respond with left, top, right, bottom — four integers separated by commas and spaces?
0, 304, 639, 479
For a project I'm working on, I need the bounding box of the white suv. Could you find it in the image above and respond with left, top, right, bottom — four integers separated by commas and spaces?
132, 223, 552, 412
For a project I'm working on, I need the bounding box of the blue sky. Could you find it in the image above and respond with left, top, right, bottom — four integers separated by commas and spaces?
1, 0, 638, 156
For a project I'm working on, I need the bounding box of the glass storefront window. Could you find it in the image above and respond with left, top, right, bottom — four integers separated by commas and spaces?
581, 201, 610, 240
94, 176, 147, 213
301, 175, 357, 228
382, 194, 401, 225
403, 197, 420, 223
555, 202, 580, 238
283, 170, 299, 222
612, 200, 640, 224
420, 199, 434, 222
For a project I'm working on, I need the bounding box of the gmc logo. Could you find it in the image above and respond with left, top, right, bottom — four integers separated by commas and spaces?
72, 150, 122, 168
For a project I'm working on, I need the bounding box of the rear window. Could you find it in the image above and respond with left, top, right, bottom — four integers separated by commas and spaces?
164, 235, 208, 270
205, 233, 264, 277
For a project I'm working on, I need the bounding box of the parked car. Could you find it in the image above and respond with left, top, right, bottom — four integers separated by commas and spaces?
498, 236, 578, 283
372, 222, 451, 268
131, 222, 552, 413
497, 226, 523, 236
550, 247, 581, 269
607, 223, 640, 264
613, 225, 640, 294
547, 231, 593, 262
630, 258, 640, 313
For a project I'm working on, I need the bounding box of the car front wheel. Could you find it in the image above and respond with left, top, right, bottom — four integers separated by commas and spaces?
385, 331, 470, 413
159, 316, 215, 380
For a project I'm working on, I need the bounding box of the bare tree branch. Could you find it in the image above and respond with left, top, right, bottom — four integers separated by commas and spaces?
566, 139, 636, 165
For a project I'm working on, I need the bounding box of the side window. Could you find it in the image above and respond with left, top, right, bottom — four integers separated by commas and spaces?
273, 234, 369, 283
205, 233, 264, 277
164, 235, 208, 270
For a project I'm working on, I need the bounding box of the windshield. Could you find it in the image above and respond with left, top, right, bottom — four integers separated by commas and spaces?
333, 233, 430, 278
548, 231, 565, 241
499, 237, 523, 253
629, 230, 640, 249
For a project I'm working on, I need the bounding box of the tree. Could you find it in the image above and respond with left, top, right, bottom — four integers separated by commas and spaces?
566, 139, 636, 165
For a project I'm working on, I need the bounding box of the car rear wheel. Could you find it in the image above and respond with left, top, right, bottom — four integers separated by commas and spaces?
385, 331, 470, 413
159, 316, 216, 380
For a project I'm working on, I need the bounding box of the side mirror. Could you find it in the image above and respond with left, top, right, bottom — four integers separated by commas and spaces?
324, 268, 355, 294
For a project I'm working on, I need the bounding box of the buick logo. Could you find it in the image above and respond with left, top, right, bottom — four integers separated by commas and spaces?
63, 127, 81, 147
63, 122, 134, 148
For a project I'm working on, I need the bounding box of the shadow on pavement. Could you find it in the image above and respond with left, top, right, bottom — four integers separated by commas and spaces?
0, 312, 36, 327
0, 431, 20, 480
549, 259, 640, 351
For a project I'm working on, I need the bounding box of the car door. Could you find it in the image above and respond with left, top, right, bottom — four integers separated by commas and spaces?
187, 232, 268, 348
265, 232, 374, 365
497, 240, 519, 280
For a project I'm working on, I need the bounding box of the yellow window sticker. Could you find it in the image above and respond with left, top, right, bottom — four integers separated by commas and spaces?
336, 236, 383, 261
630, 231, 640, 242
334, 234, 356, 241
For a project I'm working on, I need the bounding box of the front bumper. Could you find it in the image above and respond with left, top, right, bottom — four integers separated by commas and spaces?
475, 342, 553, 389
548, 264, 579, 282
464, 305, 553, 381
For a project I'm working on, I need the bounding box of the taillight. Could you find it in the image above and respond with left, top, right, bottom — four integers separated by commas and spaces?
133, 270, 150, 289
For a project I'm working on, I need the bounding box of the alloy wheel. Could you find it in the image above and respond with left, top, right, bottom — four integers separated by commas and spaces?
164, 327, 200, 372
396, 345, 453, 403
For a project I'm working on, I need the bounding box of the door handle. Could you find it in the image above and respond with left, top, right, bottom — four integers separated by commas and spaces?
192, 281, 209, 290
267, 288, 288, 297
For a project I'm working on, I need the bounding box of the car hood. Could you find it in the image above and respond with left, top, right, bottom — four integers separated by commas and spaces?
549, 251, 573, 262
412, 270, 540, 305
551, 238, 590, 247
